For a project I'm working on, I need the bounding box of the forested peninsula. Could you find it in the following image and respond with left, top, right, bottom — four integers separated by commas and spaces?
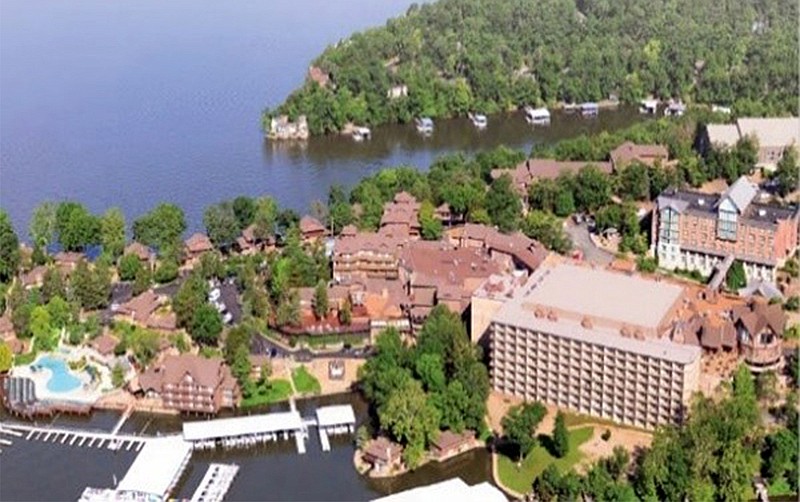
263, 0, 798, 136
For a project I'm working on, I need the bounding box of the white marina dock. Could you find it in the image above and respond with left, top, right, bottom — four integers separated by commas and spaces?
1, 422, 148, 451
190, 463, 240, 502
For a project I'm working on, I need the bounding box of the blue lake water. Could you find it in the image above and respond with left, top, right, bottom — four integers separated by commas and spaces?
36, 355, 82, 393
0, 0, 643, 236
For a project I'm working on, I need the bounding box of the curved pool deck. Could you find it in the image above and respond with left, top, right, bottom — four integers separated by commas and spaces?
12, 354, 101, 405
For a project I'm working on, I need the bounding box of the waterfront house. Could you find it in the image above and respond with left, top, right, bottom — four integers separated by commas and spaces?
268, 115, 309, 141
54, 251, 84, 275
308, 66, 330, 88
20, 265, 48, 289
491, 159, 613, 199
363, 436, 403, 473
184, 232, 213, 265
236, 224, 275, 255
124, 242, 156, 269
430, 430, 474, 460
137, 354, 240, 414
609, 142, 669, 170
299, 216, 329, 244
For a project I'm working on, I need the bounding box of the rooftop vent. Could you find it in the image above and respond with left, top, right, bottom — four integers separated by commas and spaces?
581, 317, 593, 329
758, 209, 766, 217
698, 199, 705, 206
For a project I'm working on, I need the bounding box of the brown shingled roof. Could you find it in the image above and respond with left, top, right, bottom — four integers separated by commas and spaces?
364, 436, 402, 463
734, 301, 786, 336
91, 333, 119, 356
184, 233, 213, 254
609, 141, 669, 168
125, 242, 154, 261
139, 354, 234, 391
299, 215, 326, 235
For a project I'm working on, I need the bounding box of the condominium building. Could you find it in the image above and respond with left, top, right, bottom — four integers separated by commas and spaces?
138, 354, 240, 414
653, 176, 799, 282
705, 117, 799, 169
489, 264, 701, 429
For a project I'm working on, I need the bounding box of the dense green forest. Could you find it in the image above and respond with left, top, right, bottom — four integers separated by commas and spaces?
264, 0, 798, 135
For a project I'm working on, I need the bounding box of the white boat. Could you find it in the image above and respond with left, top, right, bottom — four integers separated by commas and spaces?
351, 126, 371, 141
415, 117, 434, 135
580, 102, 599, 117
712, 104, 732, 114
639, 99, 659, 115
469, 113, 488, 129
524, 106, 550, 125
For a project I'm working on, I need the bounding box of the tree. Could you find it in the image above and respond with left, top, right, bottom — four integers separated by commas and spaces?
574, 165, 612, 212
774, 148, 799, 197
327, 185, 354, 234
56, 202, 100, 251
419, 201, 443, 240
132, 203, 186, 252
29, 201, 58, 248
133, 266, 152, 295
173, 273, 208, 328
486, 174, 521, 233
223, 324, 253, 383
415, 352, 446, 393
552, 411, 569, 458
204, 202, 239, 248
522, 211, 572, 253
501, 402, 547, 462
755, 371, 779, 405
41, 267, 66, 302
118, 253, 143, 281
46, 295, 73, 330
70, 261, 111, 310
190, 303, 223, 345
30, 305, 57, 351
154, 259, 179, 284
0, 210, 20, 283
339, 300, 352, 325
726, 260, 747, 291
232, 196, 256, 230
252, 197, 278, 241
379, 378, 441, 468
313, 280, 328, 320
276, 290, 301, 327
0, 341, 12, 373
100, 207, 126, 259
111, 364, 125, 388
762, 428, 798, 483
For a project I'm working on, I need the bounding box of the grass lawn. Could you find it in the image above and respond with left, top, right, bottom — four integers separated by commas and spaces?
768, 476, 796, 497
14, 349, 38, 366
497, 427, 594, 494
241, 379, 293, 408
292, 365, 321, 395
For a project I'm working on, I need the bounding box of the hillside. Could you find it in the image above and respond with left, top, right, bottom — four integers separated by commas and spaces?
264, 0, 798, 136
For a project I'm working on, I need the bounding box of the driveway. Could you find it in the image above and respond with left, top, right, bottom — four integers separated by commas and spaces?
565, 221, 614, 266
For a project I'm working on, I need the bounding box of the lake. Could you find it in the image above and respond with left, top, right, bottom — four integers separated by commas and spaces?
0, 393, 494, 501
0, 0, 644, 236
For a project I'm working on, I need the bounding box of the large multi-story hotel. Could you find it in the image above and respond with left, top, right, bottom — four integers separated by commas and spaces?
488, 263, 701, 429
653, 176, 799, 282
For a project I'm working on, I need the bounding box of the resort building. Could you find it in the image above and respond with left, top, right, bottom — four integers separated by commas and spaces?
488, 263, 702, 429
653, 176, 800, 282
362, 436, 403, 474
470, 273, 529, 345
137, 354, 240, 414
380, 191, 421, 238
446, 223, 549, 275
332, 228, 407, 281
371, 478, 506, 502
705, 117, 800, 169
609, 142, 669, 170
732, 300, 786, 372
235, 224, 275, 255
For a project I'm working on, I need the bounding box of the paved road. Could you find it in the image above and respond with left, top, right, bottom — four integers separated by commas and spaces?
564, 221, 614, 266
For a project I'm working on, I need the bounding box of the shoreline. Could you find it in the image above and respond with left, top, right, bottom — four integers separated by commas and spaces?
352, 438, 486, 479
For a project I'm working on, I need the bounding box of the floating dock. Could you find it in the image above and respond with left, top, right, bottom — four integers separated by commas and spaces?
190, 463, 240, 502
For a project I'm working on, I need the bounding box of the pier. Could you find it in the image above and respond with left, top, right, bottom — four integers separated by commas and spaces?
1, 422, 148, 451
315, 405, 356, 453
80, 436, 192, 502
190, 463, 240, 502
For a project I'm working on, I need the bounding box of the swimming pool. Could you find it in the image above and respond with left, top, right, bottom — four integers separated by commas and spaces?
36, 356, 82, 393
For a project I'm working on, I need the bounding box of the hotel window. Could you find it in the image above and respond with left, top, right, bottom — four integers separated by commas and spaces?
659, 208, 680, 244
